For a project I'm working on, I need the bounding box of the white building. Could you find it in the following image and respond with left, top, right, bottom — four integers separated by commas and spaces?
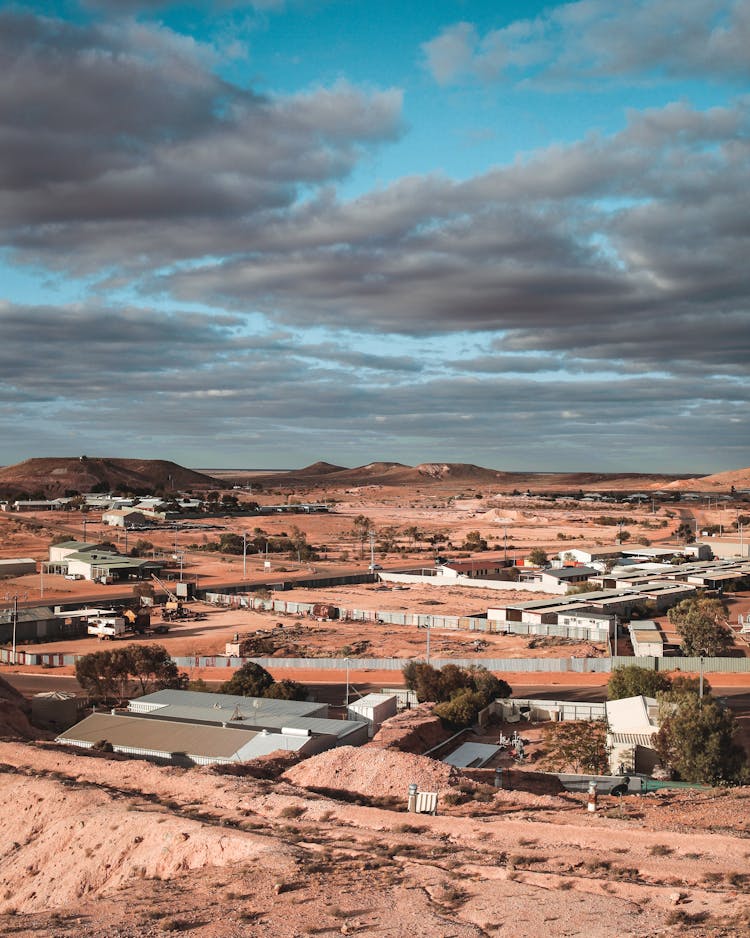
347, 693, 398, 737
606, 695, 661, 775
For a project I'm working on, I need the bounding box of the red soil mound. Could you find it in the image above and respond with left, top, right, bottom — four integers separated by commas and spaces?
282, 745, 459, 800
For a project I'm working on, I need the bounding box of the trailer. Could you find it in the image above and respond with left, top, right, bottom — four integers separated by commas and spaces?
87, 615, 127, 640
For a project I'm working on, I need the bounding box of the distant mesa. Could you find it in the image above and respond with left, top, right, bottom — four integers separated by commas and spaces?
0, 457, 219, 498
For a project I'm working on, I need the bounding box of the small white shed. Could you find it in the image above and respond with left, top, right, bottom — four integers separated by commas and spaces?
347, 693, 398, 737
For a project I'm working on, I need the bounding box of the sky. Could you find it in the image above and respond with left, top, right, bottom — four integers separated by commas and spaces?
1, 0, 748, 473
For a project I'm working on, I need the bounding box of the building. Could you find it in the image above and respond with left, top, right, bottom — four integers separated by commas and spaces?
56, 712, 315, 765
439, 558, 514, 579
2, 498, 70, 511
0, 605, 65, 644
628, 620, 665, 657
58, 689, 370, 767
605, 695, 661, 775
0, 558, 37, 577
31, 691, 85, 730
556, 548, 624, 569
346, 693, 398, 737
102, 509, 152, 528
45, 540, 163, 583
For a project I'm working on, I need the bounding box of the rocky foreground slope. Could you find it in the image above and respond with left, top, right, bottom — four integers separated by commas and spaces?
2, 735, 750, 937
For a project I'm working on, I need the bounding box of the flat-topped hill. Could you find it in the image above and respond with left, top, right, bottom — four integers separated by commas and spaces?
0, 457, 219, 497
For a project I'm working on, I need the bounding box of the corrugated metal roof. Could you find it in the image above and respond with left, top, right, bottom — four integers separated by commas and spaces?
57, 712, 260, 758
131, 689, 324, 718
610, 732, 659, 747
443, 743, 500, 768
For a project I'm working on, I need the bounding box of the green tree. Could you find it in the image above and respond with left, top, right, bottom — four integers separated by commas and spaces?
527, 547, 548, 566
542, 720, 610, 774
617, 529, 631, 543
675, 521, 696, 543
351, 515, 373, 557
462, 530, 488, 551
402, 662, 510, 709
608, 665, 672, 700
218, 533, 245, 555
402, 662, 445, 702
403, 525, 422, 548
130, 538, 154, 557
220, 662, 275, 697
264, 679, 308, 701
656, 693, 746, 785
467, 666, 511, 703
75, 648, 131, 701
75, 644, 186, 701
670, 674, 712, 696
126, 644, 186, 696
668, 596, 732, 656
434, 690, 485, 728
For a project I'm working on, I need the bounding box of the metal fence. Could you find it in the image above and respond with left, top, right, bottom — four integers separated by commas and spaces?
203, 592, 608, 641
4, 644, 747, 675
169, 655, 614, 672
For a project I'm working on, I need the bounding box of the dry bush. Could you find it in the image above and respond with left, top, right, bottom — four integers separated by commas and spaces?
393, 823, 427, 834
649, 844, 673, 856
279, 804, 306, 819
665, 910, 709, 926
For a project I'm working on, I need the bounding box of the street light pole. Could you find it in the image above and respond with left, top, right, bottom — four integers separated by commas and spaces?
243, 532, 248, 579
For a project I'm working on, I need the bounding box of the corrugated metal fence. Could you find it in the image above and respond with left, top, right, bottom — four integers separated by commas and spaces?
203, 592, 608, 642
4, 647, 749, 674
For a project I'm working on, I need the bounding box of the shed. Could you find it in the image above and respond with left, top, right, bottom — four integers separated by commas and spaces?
0, 558, 37, 577
346, 693, 398, 737
31, 692, 84, 729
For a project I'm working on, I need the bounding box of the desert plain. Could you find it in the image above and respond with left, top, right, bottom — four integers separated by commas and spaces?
2, 461, 750, 936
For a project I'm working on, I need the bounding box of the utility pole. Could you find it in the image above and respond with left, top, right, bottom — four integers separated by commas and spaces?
426, 620, 431, 664
613, 615, 618, 658
345, 657, 350, 707
699, 657, 704, 701
12, 596, 18, 665
243, 532, 248, 579
369, 531, 375, 570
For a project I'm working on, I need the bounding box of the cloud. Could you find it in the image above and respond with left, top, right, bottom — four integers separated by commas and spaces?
1, 305, 746, 470
0, 10, 403, 272
422, 0, 750, 87
152, 98, 750, 384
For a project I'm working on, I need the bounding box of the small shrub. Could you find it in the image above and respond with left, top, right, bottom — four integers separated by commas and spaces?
665, 910, 709, 926
279, 805, 306, 819
649, 844, 673, 856
161, 919, 192, 932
